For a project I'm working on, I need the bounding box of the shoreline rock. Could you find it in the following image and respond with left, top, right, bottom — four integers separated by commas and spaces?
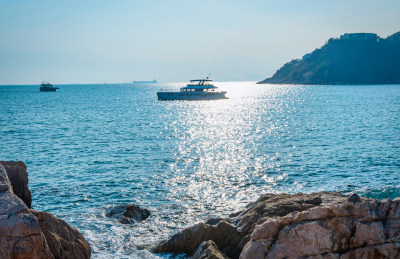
0, 162, 91, 259
0, 161, 32, 208
0, 163, 53, 258
31, 210, 91, 259
2, 160, 399, 258
154, 192, 400, 258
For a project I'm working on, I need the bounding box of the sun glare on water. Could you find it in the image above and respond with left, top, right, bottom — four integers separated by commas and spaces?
155, 82, 306, 219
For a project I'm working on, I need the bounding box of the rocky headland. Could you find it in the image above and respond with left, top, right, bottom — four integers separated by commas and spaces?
154, 192, 400, 258
258, 31, 400, 85
0, 161, 91, 259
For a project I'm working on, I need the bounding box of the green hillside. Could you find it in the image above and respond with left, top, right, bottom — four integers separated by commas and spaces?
258, 32, 400, 85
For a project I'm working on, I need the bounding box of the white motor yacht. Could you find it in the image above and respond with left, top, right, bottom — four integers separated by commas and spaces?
157, 78, 228, 101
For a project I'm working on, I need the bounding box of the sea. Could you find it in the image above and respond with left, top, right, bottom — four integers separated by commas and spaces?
1, 82, 399, 258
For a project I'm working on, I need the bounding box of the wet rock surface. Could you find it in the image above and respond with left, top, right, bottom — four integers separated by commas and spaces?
106, 203, 151, 224
154, 192, 400, 259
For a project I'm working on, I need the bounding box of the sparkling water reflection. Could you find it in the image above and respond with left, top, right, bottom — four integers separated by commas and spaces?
0, 82, 399, 258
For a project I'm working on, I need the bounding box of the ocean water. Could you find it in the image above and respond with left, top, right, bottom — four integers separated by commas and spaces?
0, 82, 399, 258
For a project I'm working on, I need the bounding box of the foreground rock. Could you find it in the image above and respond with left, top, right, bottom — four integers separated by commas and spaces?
0, 162, 91, 259
106, 203, 151, 224
31, 210, 91, 259
0, 161, 32, 208
154, 192, 400, 258
0, 164, 53, 258
154, 220, 242, 258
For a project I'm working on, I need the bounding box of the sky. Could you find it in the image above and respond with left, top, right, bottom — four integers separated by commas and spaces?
0, 0, 399, 84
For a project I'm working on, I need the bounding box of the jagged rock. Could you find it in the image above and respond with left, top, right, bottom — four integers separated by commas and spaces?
0, 164, 54, 259
0, 161, 32, 208
154, 222, 213, 254
106, 204, 151, 224
192, 240, 229, 259
154, 220, 242, 258
30, 210, 91, 259
155, 192, 400, 259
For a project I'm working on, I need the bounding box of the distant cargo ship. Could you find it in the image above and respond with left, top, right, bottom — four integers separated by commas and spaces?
132, 80, 157, 84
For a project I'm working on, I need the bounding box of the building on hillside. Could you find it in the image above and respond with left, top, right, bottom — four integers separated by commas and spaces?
340, 33, 379, 41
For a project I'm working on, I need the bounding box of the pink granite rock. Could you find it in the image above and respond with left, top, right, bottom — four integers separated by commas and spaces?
155, 192, 400, 259
0, 164, 53, 259
30, 210, 91, 259
0, 161, 32, 208
266, 221, 333, 258
241, 194, 400, 259
0, 162, 91, 259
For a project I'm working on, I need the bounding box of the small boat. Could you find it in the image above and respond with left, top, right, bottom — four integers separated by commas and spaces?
40, 81, 59, 92
157, 78, 228, 101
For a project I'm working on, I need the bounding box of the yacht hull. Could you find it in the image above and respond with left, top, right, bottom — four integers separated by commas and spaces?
40, 87, 59, 92
157, 92, 228, 101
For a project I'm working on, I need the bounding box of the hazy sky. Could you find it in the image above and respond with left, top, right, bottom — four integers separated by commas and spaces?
0, 0, 399, 84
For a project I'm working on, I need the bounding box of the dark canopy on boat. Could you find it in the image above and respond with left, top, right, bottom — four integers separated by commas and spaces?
189, 79, 212, 82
